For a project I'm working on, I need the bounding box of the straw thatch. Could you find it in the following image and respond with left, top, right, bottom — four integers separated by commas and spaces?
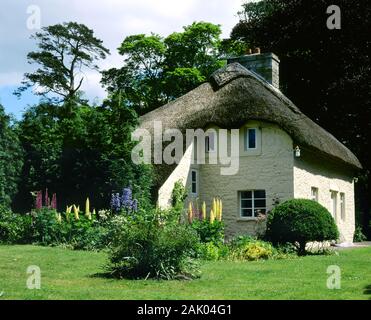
139, 63, 361, 186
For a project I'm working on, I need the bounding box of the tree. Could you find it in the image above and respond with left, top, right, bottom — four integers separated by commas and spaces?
14, 98, 152, 212
231, 0, 371, 237
15, 22, 109, 104
0, 105, 23, 207
101, 22, 241, 114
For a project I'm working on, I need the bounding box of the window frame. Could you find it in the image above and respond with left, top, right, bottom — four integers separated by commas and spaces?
244, 128, 257, 151
340, 192, 345, 221
205, 132, 216, 153
330, 190, 338, 220
311, 187, 319, 202
190, 169, 198, 195
239, 190, 266, 218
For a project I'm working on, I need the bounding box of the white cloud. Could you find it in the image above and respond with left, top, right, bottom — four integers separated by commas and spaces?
0, 0, 246, 104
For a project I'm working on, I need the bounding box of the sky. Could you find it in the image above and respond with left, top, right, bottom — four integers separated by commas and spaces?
0, 0, 246, 118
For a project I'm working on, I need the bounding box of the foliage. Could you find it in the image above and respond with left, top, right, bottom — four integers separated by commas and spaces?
227, 236, 272, 261
266, 199, 339, 255
171, 180, 188, 208
15, 22, 109, 104
191, 219, 224, 246
197, 242, 229, 261
106, 210, 200, 280
101, 22, 242, 114
0, 105, 23, 207
0, 206, 32, 244
231, 0, 371, 237
354, 225, 367, 242
14, 97, 152, 212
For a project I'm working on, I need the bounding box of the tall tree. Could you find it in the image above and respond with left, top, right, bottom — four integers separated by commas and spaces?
101, 22, 241, 114
0, 104, 23, 207
15, 22, 109, 104
231, 0, 371, 235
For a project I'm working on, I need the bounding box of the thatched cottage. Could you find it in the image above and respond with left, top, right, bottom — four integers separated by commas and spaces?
138, 52, 362, 244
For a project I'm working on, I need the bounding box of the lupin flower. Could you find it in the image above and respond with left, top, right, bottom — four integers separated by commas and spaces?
51, 193, 57, 210
110, 193, 121, 212
121, 187, 133, 209
35, 191, 43, 210
202, 202, 207, 221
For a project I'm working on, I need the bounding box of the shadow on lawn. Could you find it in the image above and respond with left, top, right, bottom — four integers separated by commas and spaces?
364, 285, 371, 299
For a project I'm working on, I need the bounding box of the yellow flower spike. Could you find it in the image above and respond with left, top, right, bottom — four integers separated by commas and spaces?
65, 206, 71, 222
92, 209, 96, 216
85, 198, 90, 217
57, 213, 62, 223
73, 205, 79, 220
202, 201, 207, 221
212, 198, 217, 217
219, 199, 223, 221
188, 202, 193, 224
210, 209, 215, 224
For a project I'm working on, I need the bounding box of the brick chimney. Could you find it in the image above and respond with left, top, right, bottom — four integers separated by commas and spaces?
227, 50, 280, 90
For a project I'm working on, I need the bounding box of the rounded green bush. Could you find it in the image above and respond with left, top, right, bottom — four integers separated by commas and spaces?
266, 199, 339, 254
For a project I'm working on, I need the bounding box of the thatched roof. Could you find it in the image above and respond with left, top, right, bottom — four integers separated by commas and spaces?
139, 63, 362, 182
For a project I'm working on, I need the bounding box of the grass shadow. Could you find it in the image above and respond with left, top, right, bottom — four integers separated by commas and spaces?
364, 285, 371, 299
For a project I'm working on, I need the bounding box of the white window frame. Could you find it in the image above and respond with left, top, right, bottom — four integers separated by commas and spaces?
330, 190, 338, 220
244, 128, 257, 150
239, 190, 266, 218
340, 192, 345, 221
205, 132, 216, 153
190, 169, 198, 195
311, 187, 319, 202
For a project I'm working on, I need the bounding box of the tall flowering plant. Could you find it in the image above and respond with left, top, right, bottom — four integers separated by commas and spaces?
110, 187, 138, 214
34, 189, 57, 210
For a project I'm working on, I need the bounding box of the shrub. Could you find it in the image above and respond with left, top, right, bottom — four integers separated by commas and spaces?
106, 209, 200, 280
26, 207, 111, 250
191, 219, 224, 246
266, 199, 339, 255
353, 225, 367, 242
0, 206, 32, 244
198, 242, 229, 261
228, 236, 274, 261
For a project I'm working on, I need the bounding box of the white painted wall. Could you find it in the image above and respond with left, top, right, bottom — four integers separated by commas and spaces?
293, 156, 355, 243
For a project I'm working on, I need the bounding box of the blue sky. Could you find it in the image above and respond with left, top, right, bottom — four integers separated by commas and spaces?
0, 0, 246, 119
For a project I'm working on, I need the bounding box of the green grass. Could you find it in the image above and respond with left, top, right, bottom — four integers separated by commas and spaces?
0, 245, 370, 300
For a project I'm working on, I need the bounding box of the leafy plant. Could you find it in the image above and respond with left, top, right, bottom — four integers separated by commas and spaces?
266, 199, 339, 255
0, 206, 32, 244
191, 219, 224, 246
106, 211, 200, 280
353, 225, 367, 242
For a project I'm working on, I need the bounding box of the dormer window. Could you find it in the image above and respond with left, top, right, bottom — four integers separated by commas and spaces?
244, 128, 257, 150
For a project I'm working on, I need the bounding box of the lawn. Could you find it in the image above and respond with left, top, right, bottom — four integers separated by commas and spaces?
0, 245, 370, 300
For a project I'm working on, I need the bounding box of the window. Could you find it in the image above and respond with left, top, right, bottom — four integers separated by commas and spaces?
239, 190, 266, 218
244, 128, 257, 150
311, 187, 319, 202
205, 133, 215, 152
340, 193, 345, 221
330, 191, 338, 220
191, 170, 198, 195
